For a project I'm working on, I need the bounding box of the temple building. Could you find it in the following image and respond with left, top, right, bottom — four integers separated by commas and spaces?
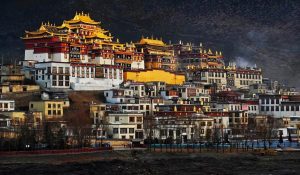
135, 37, 176, 71
173, 42, 225, 71
22, 12, 144, 70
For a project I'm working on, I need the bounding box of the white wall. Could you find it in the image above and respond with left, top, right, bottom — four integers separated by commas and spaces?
24, 49, 34, 61
131, 60, 145, 70
52, 53, 69, 62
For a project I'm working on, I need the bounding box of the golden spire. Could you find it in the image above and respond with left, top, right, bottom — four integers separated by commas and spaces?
215, 51, 218, 55
200, 42, 202, 47
220, 51, 222, 56
204, 49, 207, 54
116, 38, 119, 43
208, 48, 212, 55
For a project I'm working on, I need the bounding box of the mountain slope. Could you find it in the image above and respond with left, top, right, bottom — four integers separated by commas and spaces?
0, 0, 299, 87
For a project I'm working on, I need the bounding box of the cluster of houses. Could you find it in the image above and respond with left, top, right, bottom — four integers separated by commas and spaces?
0, 13, 300, 149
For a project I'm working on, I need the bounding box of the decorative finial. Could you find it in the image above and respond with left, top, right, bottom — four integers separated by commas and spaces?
200, 42, 202, 47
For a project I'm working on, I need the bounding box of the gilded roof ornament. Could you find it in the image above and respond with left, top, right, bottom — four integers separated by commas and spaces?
208, 48, 212, 55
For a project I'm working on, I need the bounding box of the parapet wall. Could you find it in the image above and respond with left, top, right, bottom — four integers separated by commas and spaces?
124, 69, 185, 85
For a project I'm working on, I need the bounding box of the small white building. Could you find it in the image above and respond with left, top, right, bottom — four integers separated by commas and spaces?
104, 89, 134, 104
34, 62, 124, 91
35, 62, 70, 89
106, 113, 144, 140
0, 100, 15, 111
128, 83, 146, 97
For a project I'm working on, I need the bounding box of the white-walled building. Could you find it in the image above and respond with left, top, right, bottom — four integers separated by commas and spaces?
104, 89, 134, 104
0, 100, 15, 111
35, 62, 70, 89
34, 62, 123, 91
259, 95, 300, 118
70, 64, 123, 90
106, 113, 144, 140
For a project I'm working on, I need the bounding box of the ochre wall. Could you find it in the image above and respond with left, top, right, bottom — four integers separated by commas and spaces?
124, 69, 185, 85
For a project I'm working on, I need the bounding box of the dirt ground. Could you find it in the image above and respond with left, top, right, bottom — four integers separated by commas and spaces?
0, 150, 299, 175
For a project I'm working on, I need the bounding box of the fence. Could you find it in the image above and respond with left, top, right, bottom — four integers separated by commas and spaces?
147, 140, 300, 153
0, 147, 112, 156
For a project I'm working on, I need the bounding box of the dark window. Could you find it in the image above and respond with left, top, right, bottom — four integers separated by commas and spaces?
129, 128, 134, 133
120, 128, 127, 134
129, 117, 135, 122
137, 124, 142, 129
113, 128, 118, 134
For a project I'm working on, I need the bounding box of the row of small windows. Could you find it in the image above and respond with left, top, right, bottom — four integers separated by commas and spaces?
209, 79, 222, 84
208, 72, 225, 78
236, 73, 261, 79
47, 110, 62, 115
261, 106, 300, 112
261, 98, 281, 104
229, 118, 248, 123
113, 128, 135, 134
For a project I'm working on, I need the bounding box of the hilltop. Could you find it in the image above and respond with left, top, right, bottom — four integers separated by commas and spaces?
0, 0, 299, 87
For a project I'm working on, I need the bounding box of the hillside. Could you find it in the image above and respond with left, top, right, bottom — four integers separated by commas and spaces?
0, 0, 299, 87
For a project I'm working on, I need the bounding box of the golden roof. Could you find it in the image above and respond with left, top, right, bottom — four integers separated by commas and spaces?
64, 12, 100, 25
24, 23, 67, 38
139, 37, 166, 46
85, 31, 112, 40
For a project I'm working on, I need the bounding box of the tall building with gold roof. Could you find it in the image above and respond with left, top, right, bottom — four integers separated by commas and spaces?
22, 12, 144, 70
173, 41, 225, 71
135, 36, 176, 71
